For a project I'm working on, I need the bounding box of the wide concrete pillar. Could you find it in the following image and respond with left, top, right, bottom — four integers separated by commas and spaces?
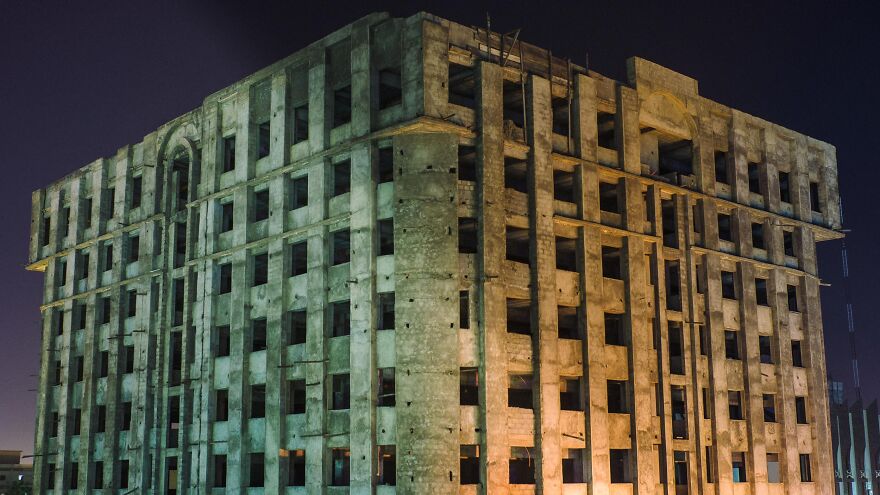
394, 132, 459, 494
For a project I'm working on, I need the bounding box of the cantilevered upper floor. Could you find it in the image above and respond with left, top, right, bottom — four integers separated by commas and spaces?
28, 10, 842, 272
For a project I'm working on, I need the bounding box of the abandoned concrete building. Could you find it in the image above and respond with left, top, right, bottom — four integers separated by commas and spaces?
26, 10, 842, 495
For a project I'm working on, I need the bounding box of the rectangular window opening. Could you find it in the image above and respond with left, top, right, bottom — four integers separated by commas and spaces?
508, 374, 534, 409
332, 229, 350, 265
460, 445, 480, 485
460, 367, 479, 406
333, 159, 351, 196
290, 175, 308, 209
378, 67, 402, 109
378, 292, 395, 331
331, 373, 350, 410
378, 218, 394, 256
333, 86, 352, 128
257, 121, 271, 159
448, 62, 475, 108
378, 368, 395, 407
509, 447, 536, 485
714, 150, 730, 184
459, 218, 478, 254
602, 246, 622, 280
458, 145, 477, 182
608, 380, 629, 414
329, 301, 350, 337
293, 105, 308, 144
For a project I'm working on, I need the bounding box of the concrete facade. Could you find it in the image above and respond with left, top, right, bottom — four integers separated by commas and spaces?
26, 11, 841, 495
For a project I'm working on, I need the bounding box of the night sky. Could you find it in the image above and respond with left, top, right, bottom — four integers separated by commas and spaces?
1, 0, 877, 456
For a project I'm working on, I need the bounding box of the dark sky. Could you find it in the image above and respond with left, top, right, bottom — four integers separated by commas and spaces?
1, 0, 876, 455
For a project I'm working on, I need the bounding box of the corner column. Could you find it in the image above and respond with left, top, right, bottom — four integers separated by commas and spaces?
394, 132, 459, 494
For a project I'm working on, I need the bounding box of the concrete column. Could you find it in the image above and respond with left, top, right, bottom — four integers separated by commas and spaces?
682, 195, 708, 493
192, 222, 215, 493
350, 20, 373, 139
526, 74, 562, 494
733, 209, 752, 259
308, 48, 329, 153
394, 132, 459, 494
226, 231, 250, 488
134, 222, 160, 489
622, 177, 654, 495
304, 156, 328, 494
791, 137, 811, 222
580, 223, 608, 493
348, 36, 378, 492
111, 149, 131, 233
573, 74, 598, 163
76, 285, 98, 492
819, 146, 841, 230
101, 236, 125, 492
738, 264, 769, 495
800, 230, 834, 490
28, 189, 45, 261
770, 268, 799, 489
264, 172, 288, 493
616, 86, 641, 175
763, 130, 782, 214
418, 20, 448, 119
141, 132, 160, 215
94, 159, 110, 238
53, 300, 74, 493
650, 187, 677, 489
705, 255, 733, 495
730, 114, 750, 205
400, 16, 426, 121
476, 61, 509, 494
270, 71, 290, 168
652, 239, 675, 488
694, 121, 716, 195
31, 309, 54, 492
349, 140, 377, 495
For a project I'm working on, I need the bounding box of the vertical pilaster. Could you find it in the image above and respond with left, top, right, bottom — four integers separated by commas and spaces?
349, 140, 377, 494
622, 177, 653, 495
617, 86, 641, 174
526, 74, 562, 494
263, 172, 287, 493
308, 48, 329, 154
730, 114, 750, 205
771, 268, 799, 489
581, 223, 608, 493
791, 138, 811, 222
706, 255, 733, 495
739, 264, 768, 495
304, 156, 328, 494
476, 61, 509, 494
573, 74, 598, 163
800, 230, 834, 490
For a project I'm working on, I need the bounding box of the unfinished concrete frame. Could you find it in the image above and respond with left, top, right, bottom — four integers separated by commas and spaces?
27, 11, 841, 495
